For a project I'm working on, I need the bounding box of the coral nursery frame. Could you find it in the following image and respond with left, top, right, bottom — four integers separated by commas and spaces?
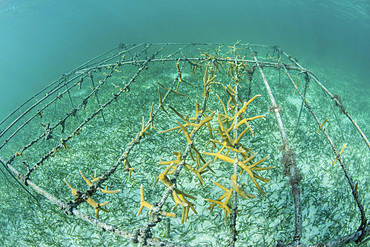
0, 42, 369, 246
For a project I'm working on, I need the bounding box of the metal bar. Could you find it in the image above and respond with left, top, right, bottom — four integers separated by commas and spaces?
251, 49, 302, 246
282, 51, 370, 151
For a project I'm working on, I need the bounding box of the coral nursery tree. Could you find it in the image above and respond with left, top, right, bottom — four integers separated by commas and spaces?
0, 42, 368, 246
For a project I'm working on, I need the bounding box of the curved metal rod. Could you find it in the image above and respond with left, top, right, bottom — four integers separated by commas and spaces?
281, 50, 370, 151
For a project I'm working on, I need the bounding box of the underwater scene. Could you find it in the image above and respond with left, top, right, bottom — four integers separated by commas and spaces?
0, 42, 369, 247
0, 1, 369, 247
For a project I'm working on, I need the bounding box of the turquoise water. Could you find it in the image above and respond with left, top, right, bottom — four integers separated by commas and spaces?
0, 0, 369, 118
0, 1, 369, 247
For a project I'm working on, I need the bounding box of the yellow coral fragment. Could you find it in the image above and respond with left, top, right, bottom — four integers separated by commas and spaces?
189, 101, 200, 121
79, 170, 92, 186
354, 182, 359, 194
123, 159, 135, 182
64, 178, 78, 196
159, 126, 181, 133
193, 112, 214, 131
235, 95, 261, 118
172, 190, 188, 207
149, 102, 157, 130
205, 188, 233, 223
140, 117, 150, 136
86, 197, 109, 219
137, 184, 176, 218
158, 151, 182, 166
181, 207, 188, 224
86, 197, 99, 208
332, 143, 347, 166
176, 58, 182, 85
158, 87, 167, 114
14, 151, 23, 158
164, 212, 177, 218
167, 104, 188, 121
232, 126, 251, 146
202, 152, 236, 164
231, 174, 256, 199
317, 118, 329, 133
212, 180, 230, 193
64, 174, 114, 219
60, 138, 70, 151
293, 75, 299, 95
173, 191, 197, 224
80, 170, 120, 193
128, 117, 150, 145
237, 156, 272, 197
198, 160, 213, 174
234, 115, 265, 132
217, 111, 233, 144
239, 152, 257, 166
90, 171, 103, 183
183, 163, 205, 185
158, 165, 175, 187
100, 186, 120, 194
137, 184, 153, 216
177, 121, 193, 144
